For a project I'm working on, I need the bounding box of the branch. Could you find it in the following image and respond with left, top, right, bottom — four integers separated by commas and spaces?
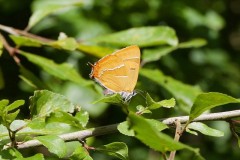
0, 33, 20, 64
0, 24, 53, 43
13, 109, 240, 150
168, 119, 181, 160
0, 24, 55, 64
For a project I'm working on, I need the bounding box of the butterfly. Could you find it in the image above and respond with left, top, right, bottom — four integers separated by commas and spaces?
89, 45, 140, 101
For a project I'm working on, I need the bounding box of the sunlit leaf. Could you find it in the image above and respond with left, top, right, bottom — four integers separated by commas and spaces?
178, 39, 207, 48
136, 105, 151, 115
96, 142, 129, 160
25, 120, 77, 136
78, 44, 114, 58
146, 93, 175, 109
129, 113, 191, 152
190, 92, 240, 121
187, 122, 224, 137
6, 110, 20, 124
36, 135, 67, 158
0, 99, 9, 110
117, 121, 134, 137
29, 90, 75, 118
50, 37, 78, 51
18, 153, 44, 160
90, 26, 178, 47
146, 119, 169, 131
93, 94, 123, 106
74, 109, 89, 127
20, 51, 89, 85
0, 100, 24, 127
28, 0, 93, 29
11, 35, 78, 51
140, 69, 202, 112
10, 120, 26, 132
46, 111, 84, 129
6, 100, 24, 112
70, 143, 93, 160
10, 35, 43, 47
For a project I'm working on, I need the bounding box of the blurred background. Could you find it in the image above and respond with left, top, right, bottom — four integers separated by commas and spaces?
0, 0, 240, 159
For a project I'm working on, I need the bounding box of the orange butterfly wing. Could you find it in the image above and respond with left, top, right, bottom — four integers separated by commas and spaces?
90, 45, 140, 93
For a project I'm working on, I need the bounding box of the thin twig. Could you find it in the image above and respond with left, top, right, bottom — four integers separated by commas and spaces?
228, 120, 239, 143
0, 24, 53, 43
6, 109, 240, 150
168, 119, 181, 160
0, 33, 20, 64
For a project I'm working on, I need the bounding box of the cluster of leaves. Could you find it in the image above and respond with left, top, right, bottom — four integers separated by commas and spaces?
1, 0, 240, 160
1, 90, 240, 159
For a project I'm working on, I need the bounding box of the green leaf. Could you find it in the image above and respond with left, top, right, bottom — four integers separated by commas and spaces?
17, 153, 44, 160
0, 100, 23, 126
93, 94, 123, 106
117, 121, 135, 136
0, 148, 18, 159
78, 44, 115, 58
146, 93, 175, 109
118, 119, 168, 137
0, 99, 9, 111
29, 90, 75, 118
10, 35, 43, 47
129, 113, 191, 152
46, 111, 84, 129
142, 46, 176, 63
136, 105, 152, 114
190, 92, 240, 121
10, 120, 26, 132
74, 109, 89, 127
140, 69, 202, 112
145, 119, 169, 132
90, 26, 178, 47
49, 37, 78, 51
11, 35, 78, 51
6, 100, 24, 112
96, 142, 129, 160
142, 38, 206, 63
19, 65, 49, 89
70, 144, 93, 160
28, 0, 92, 29
20, 51, 89, 85
158, 98, 176, 108
178, 38, 207, 48
128, 114, 205, 159
36, 135, 67, 158
26, 121, 76, 136
6, 109, 20, 124
187, 122, 224, 137
205, 11, 225, 31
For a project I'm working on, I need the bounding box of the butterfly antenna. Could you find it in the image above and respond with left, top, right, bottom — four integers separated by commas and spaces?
87, 62, 94, 67
134, 89, 147, 100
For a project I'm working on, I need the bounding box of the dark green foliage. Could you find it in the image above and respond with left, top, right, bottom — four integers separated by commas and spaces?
0, 0, 240, 160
